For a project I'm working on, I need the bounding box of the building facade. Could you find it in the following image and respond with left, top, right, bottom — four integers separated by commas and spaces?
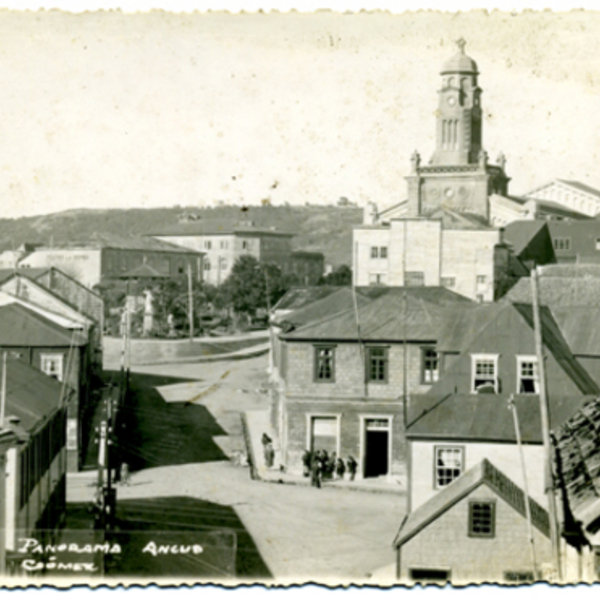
524, 179, 600, 218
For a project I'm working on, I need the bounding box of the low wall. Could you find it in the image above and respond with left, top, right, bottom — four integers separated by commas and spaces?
103, 332, 269, 367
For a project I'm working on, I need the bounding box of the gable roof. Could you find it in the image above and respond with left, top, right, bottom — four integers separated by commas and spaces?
503, 220, 547, 257
281, 288, 472, 343
0, 303, 87, 347
554, 397, 600, 531
556, 180, 600, 200
394, 459, 550, 548
504, 274, 600, 307
4, 359, 63, 433
550, 307, 600, 357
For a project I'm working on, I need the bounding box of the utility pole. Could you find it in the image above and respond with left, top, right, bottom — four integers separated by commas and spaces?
531, 267, 562, 581
507, 394, 538, 579
188, 262, 194, 342
0, 352, 7, 425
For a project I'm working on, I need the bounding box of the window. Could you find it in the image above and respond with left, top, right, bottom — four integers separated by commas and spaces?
370, 246, 379, 259
504, 571, 535, 583
421, 348, 439, 383
553, 237, 571, 251
41, 353, 64, 382
367, 347, 388, 382
476, 294, 485, 304
476, 275, 486, 285
204, 260, 211, 271
596, 238, 600, 251
204, 241, 212, 250
472, 354, 498, 393
404, 271, 425, 287
517, 356, 538, 394
314, 347, 335, 382
220, 257, 228, 271
220, 240, 228, 250
380, 246, 388, 259
242, 240, 249, 250
441, 276, 455, 288
435, 446, 464, 488
468, 501, 495, 538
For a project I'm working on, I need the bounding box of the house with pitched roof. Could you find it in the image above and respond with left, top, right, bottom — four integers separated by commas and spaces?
275, 287, 473, 481
393, 459, 554, 584
405, 302, 599, 512
0, 303, 93, 472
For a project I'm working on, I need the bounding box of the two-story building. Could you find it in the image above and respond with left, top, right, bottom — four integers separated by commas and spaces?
0, 302, 92, 472
10, 233, 203, 289
275, 287, 473, 482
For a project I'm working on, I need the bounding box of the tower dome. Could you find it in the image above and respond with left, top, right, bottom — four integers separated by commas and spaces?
441, 38, 478, 74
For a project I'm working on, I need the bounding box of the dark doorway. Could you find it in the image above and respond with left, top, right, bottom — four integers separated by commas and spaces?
364, 429, 389, 478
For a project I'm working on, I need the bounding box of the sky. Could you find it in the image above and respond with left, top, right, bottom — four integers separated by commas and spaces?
0, 5, 599, 221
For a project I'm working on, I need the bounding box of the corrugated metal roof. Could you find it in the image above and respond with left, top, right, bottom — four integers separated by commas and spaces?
551, 307, 600, 357
406, 393, 592, 444
0, 303, 87, 347
281, 288, 471, 342
273, 286, 342, 312
274, 288, 371, 329
394, 459, 550, 548
4, 359, 63, 432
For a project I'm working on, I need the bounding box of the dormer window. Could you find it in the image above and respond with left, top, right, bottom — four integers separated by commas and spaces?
471, 354, 499, 393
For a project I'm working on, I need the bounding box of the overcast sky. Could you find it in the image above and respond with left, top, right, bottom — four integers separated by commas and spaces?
0, 8, 599, 218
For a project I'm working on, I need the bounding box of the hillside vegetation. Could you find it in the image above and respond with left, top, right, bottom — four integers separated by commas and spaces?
0, 204, 363, 268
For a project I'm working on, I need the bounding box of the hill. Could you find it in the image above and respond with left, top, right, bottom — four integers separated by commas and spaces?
0, 204, 363, 268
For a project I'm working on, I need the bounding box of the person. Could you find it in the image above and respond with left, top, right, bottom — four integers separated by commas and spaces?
301, 449, 312, 477
335, 457, 346, 480
326, 452, 337, 480
310, 451, 322, 488
347, 456, 357, 481
120, 462, 131, 486
265, 442, 275, 468
261, 433, 272, 466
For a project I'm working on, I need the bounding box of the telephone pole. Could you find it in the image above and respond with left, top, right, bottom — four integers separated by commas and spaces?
188, 262, 194, 342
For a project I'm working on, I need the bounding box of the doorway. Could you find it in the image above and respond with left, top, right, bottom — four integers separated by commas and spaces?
363, 418, 390, 478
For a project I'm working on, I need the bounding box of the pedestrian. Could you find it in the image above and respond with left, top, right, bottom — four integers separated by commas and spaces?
347, 456, 357, 481
261, 432, 272, 466
301, 449, 312, 477
335, 457, 346, 480
120, 462, 131, 486
265, 442, 275, 468
310, 451, 322, 488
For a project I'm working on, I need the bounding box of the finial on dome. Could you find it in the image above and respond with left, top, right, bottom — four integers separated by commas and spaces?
456, 38, 467, 54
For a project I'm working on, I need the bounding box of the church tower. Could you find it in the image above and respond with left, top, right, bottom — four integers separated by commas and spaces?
431, 38, 482, 166
405, 40, 509, 221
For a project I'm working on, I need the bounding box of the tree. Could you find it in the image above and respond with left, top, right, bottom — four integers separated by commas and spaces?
221, 255, 289, 316
318, 265, 352, 286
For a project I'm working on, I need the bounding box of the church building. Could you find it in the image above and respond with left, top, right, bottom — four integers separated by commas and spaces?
353, 41, 560, 300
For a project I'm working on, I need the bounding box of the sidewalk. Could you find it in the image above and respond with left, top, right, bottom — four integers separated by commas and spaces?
243, 409, 406, 496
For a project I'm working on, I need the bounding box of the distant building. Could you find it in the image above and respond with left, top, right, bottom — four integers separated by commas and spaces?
147, 218, 323, 286
394, 459, 553, 585
1, 233, 203, 289
544, 219, 600, 264
524, 179, 600, 218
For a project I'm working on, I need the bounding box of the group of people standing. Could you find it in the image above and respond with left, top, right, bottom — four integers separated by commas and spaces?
302, 449, 358, 488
